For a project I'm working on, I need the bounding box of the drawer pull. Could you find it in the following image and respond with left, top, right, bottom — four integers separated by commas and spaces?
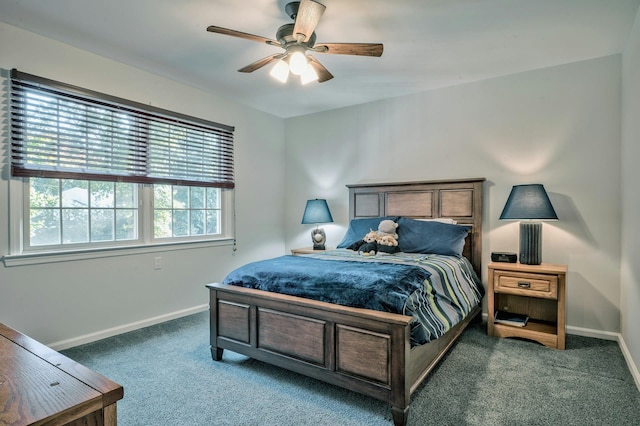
517, 281, 531, 289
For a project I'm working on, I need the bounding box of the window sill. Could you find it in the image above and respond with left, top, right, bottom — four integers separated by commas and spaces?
1, 238, 235, 267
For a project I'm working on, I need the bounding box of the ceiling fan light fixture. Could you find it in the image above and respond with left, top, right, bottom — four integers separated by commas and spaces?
300, 64, 319, 85
270, 59, 290, 83
288, 50, 308, 75
206, 0, 383, 85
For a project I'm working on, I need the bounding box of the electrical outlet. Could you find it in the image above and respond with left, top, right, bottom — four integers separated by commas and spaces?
154, 256, 162, 270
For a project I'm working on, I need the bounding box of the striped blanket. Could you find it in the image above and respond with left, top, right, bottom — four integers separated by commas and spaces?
304, 250, 484, 345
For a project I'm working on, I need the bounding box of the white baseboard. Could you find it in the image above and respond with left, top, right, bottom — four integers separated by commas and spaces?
566, 325, 619, 341
48, 304, 209, 351
617, 334, 640, 392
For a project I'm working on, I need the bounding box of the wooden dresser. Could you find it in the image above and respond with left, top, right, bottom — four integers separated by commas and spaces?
0, 323, 123, 425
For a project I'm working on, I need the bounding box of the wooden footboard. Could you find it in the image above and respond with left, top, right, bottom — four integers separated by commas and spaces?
207, 282, 482, 425
207, 282, 414, 425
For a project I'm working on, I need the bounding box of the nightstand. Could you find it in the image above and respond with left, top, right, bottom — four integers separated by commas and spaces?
290, 247, 331, 255
487, 262, 568, 349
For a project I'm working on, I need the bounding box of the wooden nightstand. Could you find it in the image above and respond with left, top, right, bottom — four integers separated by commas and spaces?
290, 247, 331, 255
487, 262, 568, 349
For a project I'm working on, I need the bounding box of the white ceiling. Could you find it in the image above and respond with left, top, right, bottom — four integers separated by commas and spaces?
1, 0, 639, 118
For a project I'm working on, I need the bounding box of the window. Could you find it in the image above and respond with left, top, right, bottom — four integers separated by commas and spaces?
153, 185, 221, 239
28, 178, 138, 248
8, 69, 234, 257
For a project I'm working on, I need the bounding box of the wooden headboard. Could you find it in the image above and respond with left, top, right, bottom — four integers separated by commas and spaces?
347, 178, 485, 276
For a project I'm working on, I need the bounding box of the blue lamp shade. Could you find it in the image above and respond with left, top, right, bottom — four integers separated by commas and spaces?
499, 184, 558, 220
301, 199, 333, 250
499, 184, 558, 265
301, 199, 334, 224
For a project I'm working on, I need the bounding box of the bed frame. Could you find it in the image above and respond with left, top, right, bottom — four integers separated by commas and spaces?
206, 178, 485, 425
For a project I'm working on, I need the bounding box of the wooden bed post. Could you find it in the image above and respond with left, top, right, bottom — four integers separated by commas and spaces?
209, 287, 224, 360
390, 322, 411, 426
391, 407, 409, 426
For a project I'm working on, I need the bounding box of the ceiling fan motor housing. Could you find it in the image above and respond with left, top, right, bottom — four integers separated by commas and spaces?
276, 23, 316, 47
285, 2, 301, 20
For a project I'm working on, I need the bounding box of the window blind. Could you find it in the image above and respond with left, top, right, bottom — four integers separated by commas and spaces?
9, 69, 235, 189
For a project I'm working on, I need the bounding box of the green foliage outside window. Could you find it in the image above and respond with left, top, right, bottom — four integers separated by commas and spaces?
29, 179, 221, 246
29, 178, 138, 246
153, 185, 220, 239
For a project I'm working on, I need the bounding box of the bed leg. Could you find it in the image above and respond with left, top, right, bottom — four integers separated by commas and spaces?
391, 406, 409, 426
211, 347, 224, 361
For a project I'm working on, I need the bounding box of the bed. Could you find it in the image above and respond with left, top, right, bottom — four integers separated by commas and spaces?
206, 178, 485, 425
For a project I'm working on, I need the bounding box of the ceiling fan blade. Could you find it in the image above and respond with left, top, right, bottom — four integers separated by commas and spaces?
293, 0, 326, 43
238, 54, 285, 73
308, 56, 333, 83
315, 43, 383, 57
206, 25, 278, 46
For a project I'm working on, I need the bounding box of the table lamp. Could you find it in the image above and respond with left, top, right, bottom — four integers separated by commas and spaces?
499, 184, 558, 265
301, 199, 333, 250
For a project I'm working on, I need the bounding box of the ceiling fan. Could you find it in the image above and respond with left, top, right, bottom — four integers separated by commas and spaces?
206, 0, 383, 84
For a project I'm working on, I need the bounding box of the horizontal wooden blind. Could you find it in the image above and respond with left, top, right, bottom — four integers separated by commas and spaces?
10, 69, 235, 188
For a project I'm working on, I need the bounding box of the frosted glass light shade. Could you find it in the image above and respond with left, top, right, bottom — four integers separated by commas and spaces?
289, 51, 308, 75
270, 60, 289, 83
300, 65, 318, 85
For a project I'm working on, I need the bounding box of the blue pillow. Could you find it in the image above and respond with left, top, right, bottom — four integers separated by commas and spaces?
337, 216, 399, 248
397, 217, 470, 256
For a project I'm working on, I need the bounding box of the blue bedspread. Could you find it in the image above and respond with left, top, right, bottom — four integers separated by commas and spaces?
222, 250, 484, 345
223, 255, 430, 314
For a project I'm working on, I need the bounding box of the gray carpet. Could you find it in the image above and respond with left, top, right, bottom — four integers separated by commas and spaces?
61, 312, 640, 425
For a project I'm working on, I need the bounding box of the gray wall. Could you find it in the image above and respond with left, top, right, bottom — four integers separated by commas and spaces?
0, 23, 287, 346
285, 55, 622, 337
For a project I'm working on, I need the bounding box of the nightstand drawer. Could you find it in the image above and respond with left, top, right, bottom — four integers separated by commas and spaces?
494, 271, 558, 299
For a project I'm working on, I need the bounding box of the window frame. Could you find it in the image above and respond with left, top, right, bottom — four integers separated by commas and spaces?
4, 70, 236, 266
22, 178, 145, 252
5, 179, 235, 267
151, 184, 224, 242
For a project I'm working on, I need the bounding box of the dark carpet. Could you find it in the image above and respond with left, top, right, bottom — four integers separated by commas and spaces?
62, 312, 640, 425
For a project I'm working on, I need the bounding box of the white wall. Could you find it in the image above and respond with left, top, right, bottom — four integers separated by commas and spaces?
0, 23, 287, 346
284, 55, 623, 336
621, 7, 640, 383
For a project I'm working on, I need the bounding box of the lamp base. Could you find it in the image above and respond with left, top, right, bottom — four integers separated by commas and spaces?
311, 228, 326, 251
519, 222, 542, 265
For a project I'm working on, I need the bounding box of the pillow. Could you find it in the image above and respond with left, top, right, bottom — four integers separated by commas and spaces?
337, 216, 399, 248
397, 217, 470, 256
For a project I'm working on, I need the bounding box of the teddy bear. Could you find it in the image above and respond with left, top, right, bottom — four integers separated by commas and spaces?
376, 219, 398, 240
346, 229, 376, 253
357, 230, 379, 256
377, 234, 400, 254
